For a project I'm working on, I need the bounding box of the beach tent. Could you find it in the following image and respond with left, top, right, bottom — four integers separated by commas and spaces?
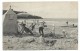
3, 6, 18, 34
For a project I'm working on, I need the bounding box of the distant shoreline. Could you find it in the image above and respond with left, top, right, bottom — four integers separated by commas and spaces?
18, 18, 78, 21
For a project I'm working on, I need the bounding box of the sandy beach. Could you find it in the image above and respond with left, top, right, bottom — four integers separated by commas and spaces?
3, 26, 78, 50
3, 2, 78, 50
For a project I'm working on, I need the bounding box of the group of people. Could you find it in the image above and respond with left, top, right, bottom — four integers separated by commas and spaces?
17, 20, 70, 38
18, 21, 46, 37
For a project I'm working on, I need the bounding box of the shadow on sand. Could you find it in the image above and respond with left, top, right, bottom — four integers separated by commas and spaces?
3, 32, 64, 39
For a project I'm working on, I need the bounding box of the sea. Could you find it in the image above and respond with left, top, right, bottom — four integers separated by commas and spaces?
18, 18, 78, 26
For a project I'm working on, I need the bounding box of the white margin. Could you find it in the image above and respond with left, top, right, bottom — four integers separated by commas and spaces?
0, 0, 79, 51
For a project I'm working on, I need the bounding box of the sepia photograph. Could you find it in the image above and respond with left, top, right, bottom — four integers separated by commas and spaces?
3, 2, 78, 50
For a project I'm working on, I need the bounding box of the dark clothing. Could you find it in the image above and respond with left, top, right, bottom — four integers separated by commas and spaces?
30, 23, 36, 31
23, 26, 33, 35
39, 27, 44, 36
20, 23, 26, 34
32, 25, 35, 31
20, 23, 33, 35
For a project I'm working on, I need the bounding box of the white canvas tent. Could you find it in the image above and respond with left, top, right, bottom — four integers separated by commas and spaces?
3, 6, 18, 34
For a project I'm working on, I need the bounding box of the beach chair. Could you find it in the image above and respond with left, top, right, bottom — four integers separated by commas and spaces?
21, 24, 34, 35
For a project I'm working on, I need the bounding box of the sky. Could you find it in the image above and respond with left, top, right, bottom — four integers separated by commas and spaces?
3, 2, 78, 19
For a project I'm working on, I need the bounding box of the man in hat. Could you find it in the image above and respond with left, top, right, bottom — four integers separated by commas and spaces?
39, 22, 44, 37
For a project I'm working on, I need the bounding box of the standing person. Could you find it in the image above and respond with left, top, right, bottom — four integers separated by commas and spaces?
17, 21, 21, 33
42, 21, 46, 25
30, 23, 36, 31
39, 22, 44, 37
20, 22, 25, 34
62, 29, 66, 38
52, 24, 55, 35
73, 24, 74, 27
37, 20, 39, 26
66, 21, 68, 26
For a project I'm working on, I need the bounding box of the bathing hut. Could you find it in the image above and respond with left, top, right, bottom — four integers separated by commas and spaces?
3, 6, 18, 34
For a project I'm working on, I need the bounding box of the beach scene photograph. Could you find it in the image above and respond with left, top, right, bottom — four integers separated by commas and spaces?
3, 2, 78, 50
